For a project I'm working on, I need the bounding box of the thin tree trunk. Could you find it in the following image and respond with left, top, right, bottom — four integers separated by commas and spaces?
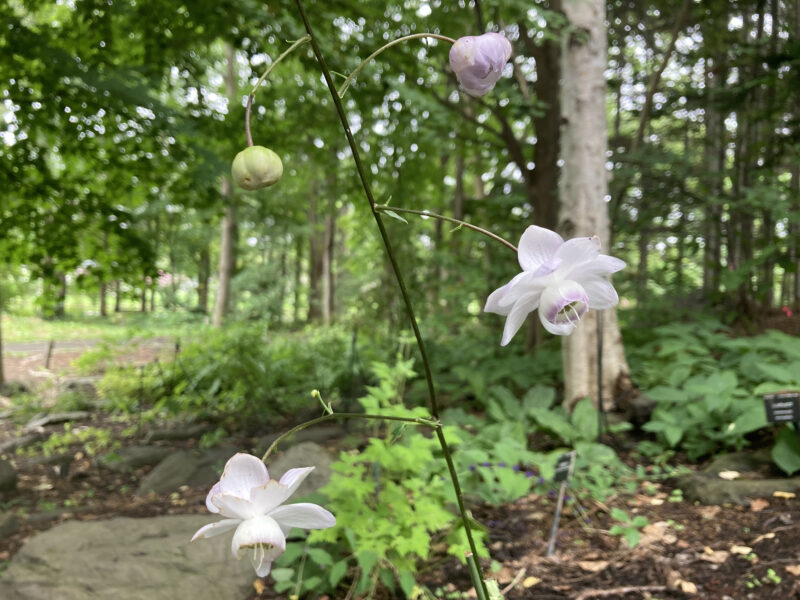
560, 0, 631, 410
100, 283, 107, 317
702, 50, 725, 299
114, 280, 121, 313
307, 188, 324, 323
293, 234, 303, 324
322, 200, 336, 325
55, 272, 66, 318
197, 245, 210, 313
0, 284, 5, 386
212, 43, 238, 328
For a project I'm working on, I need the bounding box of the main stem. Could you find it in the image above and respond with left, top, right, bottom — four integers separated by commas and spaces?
293, 2, 489, 595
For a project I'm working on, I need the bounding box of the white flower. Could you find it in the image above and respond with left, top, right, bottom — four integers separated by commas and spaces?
191, 453, 335, 577
485, 226, 625, 345
449, 32, 512, 97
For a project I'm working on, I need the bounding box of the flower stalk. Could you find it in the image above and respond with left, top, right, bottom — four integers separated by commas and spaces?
374, 204, 518, 253
245, 35, 311, 147
337, 32, 455, 97
292, 1, 490, 596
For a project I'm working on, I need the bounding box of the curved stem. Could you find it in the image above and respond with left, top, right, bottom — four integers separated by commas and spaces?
261, 412, 436, 462
245, 35, 311, 147
375, 204, 518, 253
292, 3, 490, 597
337, 33, 456, 97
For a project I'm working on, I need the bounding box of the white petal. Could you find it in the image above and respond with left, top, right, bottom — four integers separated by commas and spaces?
249, 467, 315, 515
539, 310, 577, 335
217, 453, 269, 500
484, 282, 512, 315
270, 503, 336, 530
566, 254, 625, 280
500, 292, 540, 346
231, 515, 286, 561
211, 493, 260, 520
497, 271, 547, 308
517, 226, 563, 272
252, 554, 274, 577
554, 236, 600, 269
191, 518, 240, 541
205, 482, 222, 514
582, 278, 619, 309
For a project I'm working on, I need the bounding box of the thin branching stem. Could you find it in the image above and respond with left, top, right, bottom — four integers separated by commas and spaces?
261, 412, 436, 462
375, 204, 518, 253
245, 35, 311, 146
337, 33, 455, 97
292, 2, 490, 597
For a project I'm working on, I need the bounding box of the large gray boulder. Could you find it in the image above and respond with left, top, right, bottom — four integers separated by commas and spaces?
136, 446, 237, 496
0, 515, 253, 600
96, 446, 173, 473
267, 441, 333, 499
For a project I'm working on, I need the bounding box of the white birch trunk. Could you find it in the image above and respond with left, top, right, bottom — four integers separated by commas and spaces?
560, 0, 630, 410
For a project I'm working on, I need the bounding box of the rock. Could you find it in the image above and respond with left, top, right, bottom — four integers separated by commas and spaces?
24, 411, 91, 432
143, 423, 211, 442
254, 424, 346, 456
136, 446, 237, 496
267, 441, 333, 498
0, 515, 253, 600
676, 450, 800, 505
0, 432, 47, 456
60, 378, 99, 401
0, 382, 30, 397
0, 512, 21, 540
0, 457, 17, 492
96, 446, 173, 473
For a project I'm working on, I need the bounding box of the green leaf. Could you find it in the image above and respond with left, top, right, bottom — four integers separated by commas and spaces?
398, 571, 416, 598
329, 559, 348, 587
383, 210, 408, 224
571, 398, 598, 441
270, 567, 295, 582
772, 427, 800, 475
307, 547, 333, 567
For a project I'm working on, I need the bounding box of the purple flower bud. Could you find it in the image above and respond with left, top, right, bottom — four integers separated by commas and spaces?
498, 461, 507, 468
449, 32, 512, 97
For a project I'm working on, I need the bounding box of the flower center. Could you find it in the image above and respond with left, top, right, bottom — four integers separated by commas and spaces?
555, 299, 588, 325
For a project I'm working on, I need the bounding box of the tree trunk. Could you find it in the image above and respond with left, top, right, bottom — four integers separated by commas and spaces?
702, 51, 725, 299
293, 234, 303, 324
114, 280, 121, 312
100, 283, 107, 317
322, 200, 336, 325
307, 188, 324, 323
560, 0, 631, 410
54, 272, 66, 318
0, 284, 5, 386
197, 245, 210, 313
212, 43, 238, 328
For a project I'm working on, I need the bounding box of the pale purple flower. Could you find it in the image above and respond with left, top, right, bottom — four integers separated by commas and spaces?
485, 226, 625, 345
191, 453, 335, 577
449, 32, 512, 97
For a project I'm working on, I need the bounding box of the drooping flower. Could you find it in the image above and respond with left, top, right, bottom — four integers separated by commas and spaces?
485, 226, 625, 345
191, 453, 335, 577
449, 32, 512, 97
231, 145, 283, 190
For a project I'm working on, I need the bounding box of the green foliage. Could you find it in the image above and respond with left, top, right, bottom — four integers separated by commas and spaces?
96, 325, 366, 423
772, 427, 800, 476
633, 321, 799, 462
608, 508, 649, 548
24, 424, 117, 458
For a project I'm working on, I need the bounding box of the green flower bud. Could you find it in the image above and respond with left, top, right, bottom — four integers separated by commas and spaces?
231, 146, 283, 190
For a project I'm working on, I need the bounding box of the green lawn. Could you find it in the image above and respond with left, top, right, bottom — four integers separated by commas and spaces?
1, 311, 209, 344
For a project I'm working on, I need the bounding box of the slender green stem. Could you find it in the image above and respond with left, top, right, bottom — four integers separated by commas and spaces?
245, 35, 311, 147
261, 412, 436, 462
337, 33, 456, 97
292, 3, 489, 597
375, 204, 518, 253
466, 553, 488, 600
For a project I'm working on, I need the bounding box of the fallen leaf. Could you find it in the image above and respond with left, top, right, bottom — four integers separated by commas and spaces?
650, 498, 665, 506
578, 560, 609, 573
749, 498, 769, 512
752, 532, 775, 544
718, 470, 741, 480
730, 545, 753, 555
677, 579, 698, 594
522, 576, 541, 588
786, 565, 800, 576
774, 491, 796, 499
699, 506, 721, 520
700, 547, 729, 564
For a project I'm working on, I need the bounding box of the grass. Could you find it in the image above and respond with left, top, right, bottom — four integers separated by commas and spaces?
1, 311, 209, 344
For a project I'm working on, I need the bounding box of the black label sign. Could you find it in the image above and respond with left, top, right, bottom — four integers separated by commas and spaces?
764, 392, 800, 423
553, 451, 576, 483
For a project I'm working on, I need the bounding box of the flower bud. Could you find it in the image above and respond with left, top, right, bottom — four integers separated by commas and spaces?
449, 32, 512, 98
231, 146, 283, 190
